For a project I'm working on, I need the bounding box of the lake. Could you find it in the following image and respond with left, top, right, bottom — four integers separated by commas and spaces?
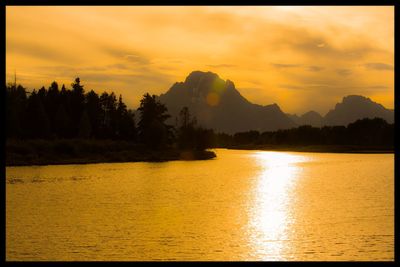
6, 149, 394, 261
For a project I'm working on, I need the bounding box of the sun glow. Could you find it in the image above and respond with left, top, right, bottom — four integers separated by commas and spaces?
248, 151, 310, 260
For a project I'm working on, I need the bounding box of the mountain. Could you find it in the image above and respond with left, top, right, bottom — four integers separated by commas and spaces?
155, 71, 393, 133
157, 71, 296, 133
287, 113, 301, 125
324, 95, 394, 126
287, 111, 324, 127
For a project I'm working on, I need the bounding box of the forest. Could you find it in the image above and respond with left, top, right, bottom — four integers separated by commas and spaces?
7, 78, 136, 140
5, 78, 215, 165
5, 78, 394, 165
215, 118, 394, 149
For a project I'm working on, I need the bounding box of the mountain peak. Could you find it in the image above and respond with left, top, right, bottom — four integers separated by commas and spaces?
303, 110, 321, 116
184, 70, 220, 84
287, 110, 323, 127
158, 70, 295, 133
267, 103, 281, 111
157, 71, 393, 132
325, 95, 393, 125
342, 95, 371, 104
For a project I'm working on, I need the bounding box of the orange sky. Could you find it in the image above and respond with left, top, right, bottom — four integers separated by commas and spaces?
6, 6, 394, 115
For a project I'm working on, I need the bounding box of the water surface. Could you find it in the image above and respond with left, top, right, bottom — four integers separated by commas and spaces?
6, 149, 394, 260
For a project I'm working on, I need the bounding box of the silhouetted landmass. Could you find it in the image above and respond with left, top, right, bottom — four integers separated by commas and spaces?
6, 78, 136, 140
324, 95, 394, 126
287, 111, 324, 128
212, 118, 394, 153
158, 71, 393, 131
6, 79, 216, 166
6, 74, 394, 166
6, 139, 216, 166
287, 95, 394, 127
158, 71, 296, 133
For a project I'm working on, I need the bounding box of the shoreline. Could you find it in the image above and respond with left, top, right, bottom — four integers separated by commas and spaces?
6, 150, 216, 167
6, 139, 393, 167
222, 144, 394, 154
6, 139, 216, 167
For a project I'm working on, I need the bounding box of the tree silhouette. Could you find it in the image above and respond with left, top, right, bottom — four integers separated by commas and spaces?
78, 110, 92, 138
44, 81, 60, 132
5, 78, 136, 141
6, 84, 27, 138
99, 92, 118, 138
219, 118, 393, 148
116, 95, 137, 140
177, 106, 197, 150
70, 77, 85, 135
5, 78, 393, 153
24, 90, 51, 138
137, 93, 172, 149
54, 104, 72, 138
85, 90, 102, 138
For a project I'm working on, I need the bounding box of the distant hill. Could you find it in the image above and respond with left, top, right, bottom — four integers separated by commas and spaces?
323, 95, 394, 126
287, 111, 324, 127
158, 71, 296, 133
287, 96, 393, 127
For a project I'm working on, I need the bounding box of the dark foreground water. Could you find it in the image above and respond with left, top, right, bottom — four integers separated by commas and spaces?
6, 149, 394, 261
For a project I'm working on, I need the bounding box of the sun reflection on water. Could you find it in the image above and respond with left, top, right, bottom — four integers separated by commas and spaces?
248, 151, 309, 260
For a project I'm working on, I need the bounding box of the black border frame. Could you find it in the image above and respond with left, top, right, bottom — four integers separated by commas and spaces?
2, 1, 398, 265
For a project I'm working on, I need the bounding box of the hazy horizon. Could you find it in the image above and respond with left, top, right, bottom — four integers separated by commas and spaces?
6, 6, 394, 115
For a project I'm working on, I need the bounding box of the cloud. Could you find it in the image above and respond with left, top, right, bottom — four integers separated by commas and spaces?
80, 71, 171, 84
279, 84, 307, 90
30, 63, 174, 106
239, 87, 264, 93
271, 63, 302, 69
286, 37, 380, 61
363, 85, 388, 90
107, 63, 128, 70
6, 6, 394, 114
307, 66, 324, 72
98, 44, 151, 65
6, 39, 79, 63
279, 83, 360, 91
207, 64, 236, 68
364, 62, 393, 71
336, 68, 352, 76
124, 54, 151, 65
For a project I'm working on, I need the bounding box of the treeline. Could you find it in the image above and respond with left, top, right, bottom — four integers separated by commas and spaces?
135, 93, 215, 150
6, 78, 136, 140
214, 118, 394, 147
6, 78, 393, 152
6, 78, 215, 151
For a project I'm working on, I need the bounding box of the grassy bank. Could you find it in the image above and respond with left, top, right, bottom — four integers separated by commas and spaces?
6, 139, 216, 166
224, 144, 394, 153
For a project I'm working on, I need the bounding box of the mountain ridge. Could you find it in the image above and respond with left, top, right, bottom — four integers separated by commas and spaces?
156, 71, 394, 133
323, 95, 394, 126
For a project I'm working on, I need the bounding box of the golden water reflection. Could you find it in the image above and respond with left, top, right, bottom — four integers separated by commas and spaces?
249, 152, 310, 260
6, 149, 394, 260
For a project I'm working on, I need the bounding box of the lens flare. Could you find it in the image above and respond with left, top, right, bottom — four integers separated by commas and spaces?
206, 92, 220, 106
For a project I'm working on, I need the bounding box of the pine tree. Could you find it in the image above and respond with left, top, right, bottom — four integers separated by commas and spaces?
177, 106, 197, 150
70, 77, 85, 136
85, 90, 102, 138
6, 84, 27, 138
78, 110, 92, 139
45, 81, 60, 136
137, 93, 172, 149
24, 90, 51, 138
115, 95, 136, 140
54, 104, 71, 138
